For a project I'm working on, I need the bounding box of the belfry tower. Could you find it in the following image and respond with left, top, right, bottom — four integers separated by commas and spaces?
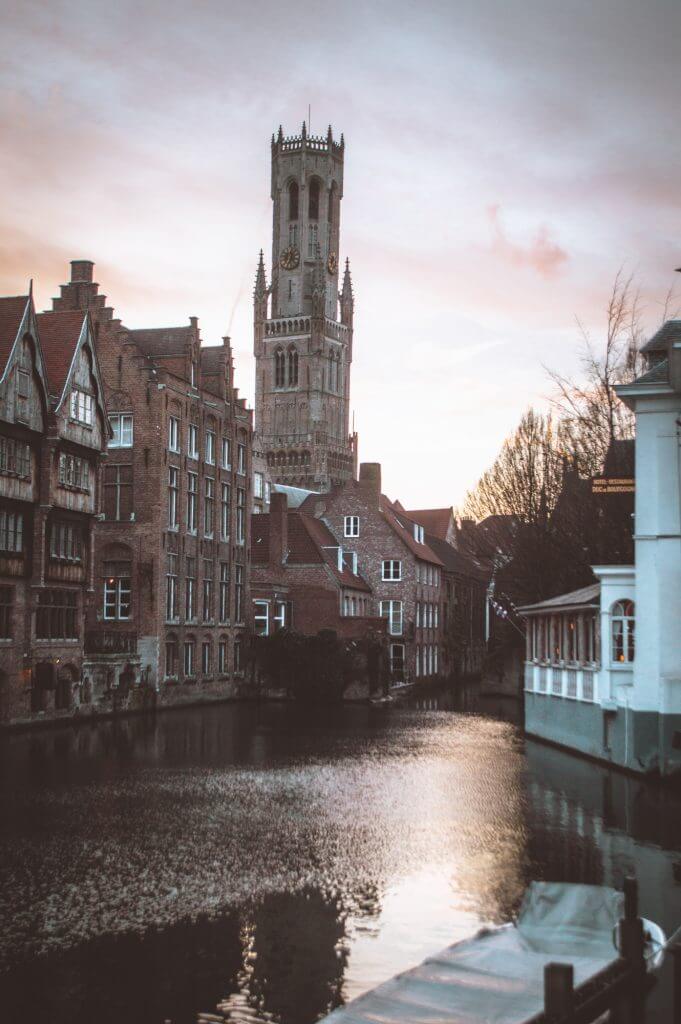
253, 123, 357, 492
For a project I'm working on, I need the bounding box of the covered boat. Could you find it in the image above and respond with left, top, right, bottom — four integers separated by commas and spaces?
321, 883, 665, 1024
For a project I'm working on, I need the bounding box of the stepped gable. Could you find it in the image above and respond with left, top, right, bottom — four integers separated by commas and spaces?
35, 309, 86, 401
128, 325, 193, 358
0, 295, 29, 373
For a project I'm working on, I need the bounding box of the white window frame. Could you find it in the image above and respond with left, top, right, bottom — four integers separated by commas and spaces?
221, 437, 231, 469
168, 416, 180, 453
413, 524, 425, 544
168, 467, 179, 529
201, 640, 212, 675
380, 600, 403, 637
254, 599, 269, 636
109, 413, 133, 448
274, 601, 288, 631
382, 559, 401, 582
104, 576, 131, 620
344, 515, 359, 538
254, 472, 264, 499
187, 472, 198, 534
205, 430, 216, 465
188, 423, 199, 460
184, 639, 195, 677
237, 443, 246, 475
70, 389, 94, 426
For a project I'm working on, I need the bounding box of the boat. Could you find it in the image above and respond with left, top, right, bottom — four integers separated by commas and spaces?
319, 882, 666, 1024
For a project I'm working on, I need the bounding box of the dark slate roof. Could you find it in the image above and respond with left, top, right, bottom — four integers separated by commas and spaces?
381, 497, 444, 566
406, 508, 454, 541
640, 319, 681, 354
129, 326, 192, 357
424, 534, 487, 579
0, 295, 29, 376
631, 358, 670, 385
36, 310, 86, 400
518, 582, 600, 614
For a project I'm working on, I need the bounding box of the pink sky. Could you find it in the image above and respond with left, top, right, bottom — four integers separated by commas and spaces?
1, 0, 679, 507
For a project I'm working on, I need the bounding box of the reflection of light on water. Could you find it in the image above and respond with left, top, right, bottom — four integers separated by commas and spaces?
343, 867, 485, 1002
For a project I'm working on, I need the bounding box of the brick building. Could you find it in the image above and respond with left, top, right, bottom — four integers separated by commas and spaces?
0, 290, 108, 722
49, 261, 253, 703
298, 463, 445, 684
253, 125, 357, 492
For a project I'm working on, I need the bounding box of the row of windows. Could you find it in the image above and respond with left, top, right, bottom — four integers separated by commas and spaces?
0, 437, 31, 479
166, 559, 244, 625
1, 513, 84, 560
0, 587, 80, 641
415, 645, 439, 677
342, 594, 370, 617
274, 348, 298, 388
253, 599, 290, 636
287, 178, 336, 223
416, 602, 439, 629
527, 602, 635, 667
169, 471, 246, 543
165, 634, 243, 678
168, 419, 246, 472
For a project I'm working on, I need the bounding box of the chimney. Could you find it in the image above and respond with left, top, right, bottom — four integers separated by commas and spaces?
269, 492, 288, 566
70, 260, 94, 284
359, 462, 381, 506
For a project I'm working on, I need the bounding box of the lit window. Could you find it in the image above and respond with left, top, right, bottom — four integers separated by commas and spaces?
382, 559, 401, 581
70, 389, 94, 426
611, 600, 635, 664
104, 573, 131, 620
109, 413, 133, 448
168, 416, 180, 452
344, 516, 359, 538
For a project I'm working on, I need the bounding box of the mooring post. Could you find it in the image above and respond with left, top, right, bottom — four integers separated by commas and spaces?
619, 876, 646, 1023
544, 962, 574, 1020
670, 938, 681, 1024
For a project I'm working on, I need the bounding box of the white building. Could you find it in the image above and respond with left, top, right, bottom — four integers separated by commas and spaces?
522, 320, 681, 776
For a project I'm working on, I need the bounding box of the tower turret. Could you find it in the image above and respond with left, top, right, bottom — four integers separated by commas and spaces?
253, 125, 356, 492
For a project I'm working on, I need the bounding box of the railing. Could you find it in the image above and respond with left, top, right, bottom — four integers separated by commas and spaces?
525, 662, 599, 703
85, 630, 138, 655
264, 316, 348, 340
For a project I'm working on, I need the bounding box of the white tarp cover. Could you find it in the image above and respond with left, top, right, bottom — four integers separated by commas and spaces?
324, 883, 624, 1024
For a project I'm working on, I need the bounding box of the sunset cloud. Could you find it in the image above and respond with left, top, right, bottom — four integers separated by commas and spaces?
487, 205, 568, 278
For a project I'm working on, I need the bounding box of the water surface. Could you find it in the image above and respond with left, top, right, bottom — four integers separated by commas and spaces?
1, 692, 680, 1023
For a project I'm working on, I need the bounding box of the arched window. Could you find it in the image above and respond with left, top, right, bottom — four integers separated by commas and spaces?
274, 347, 285, 388
288, 181, 299, 220
328, 183, 336, 224
287, 346, 298, 386
611, 600, 635, 663
309, 178, 320, 220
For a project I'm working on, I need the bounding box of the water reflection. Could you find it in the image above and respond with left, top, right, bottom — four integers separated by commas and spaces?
0, 694, 680, 1024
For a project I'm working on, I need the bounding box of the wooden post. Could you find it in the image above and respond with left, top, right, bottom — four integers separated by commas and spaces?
544, 962, 574, 1020
619, 876, 646, 1024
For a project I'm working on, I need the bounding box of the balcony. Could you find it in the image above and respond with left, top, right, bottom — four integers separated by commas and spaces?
85, 630, 138, 655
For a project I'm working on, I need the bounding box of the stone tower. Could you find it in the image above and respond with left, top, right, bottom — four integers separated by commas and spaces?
253, 123, 357, 492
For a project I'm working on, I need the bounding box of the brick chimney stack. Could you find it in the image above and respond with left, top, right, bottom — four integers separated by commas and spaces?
269, 492, 289, 566
70, 260, 94, 283
359, 462, 381, 506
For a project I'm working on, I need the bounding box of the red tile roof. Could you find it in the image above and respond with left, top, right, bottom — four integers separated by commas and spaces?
251, 511, 371, 591
0, 295, 30, 376
36, 310, 86, 400
380, 497, 443, 566
407, 507, 454, 541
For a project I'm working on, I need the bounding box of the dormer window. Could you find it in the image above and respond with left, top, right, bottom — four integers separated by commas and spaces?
413, 523, 425, 544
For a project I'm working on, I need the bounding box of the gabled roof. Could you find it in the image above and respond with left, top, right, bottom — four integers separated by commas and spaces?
424, 534, 487, 579
273, 483, 320, 508
35, 310, 88, 401
128, 326, 192, 357
252, 510, 371, 591
640, 319, 681, 354
518, 582, 600, 615
407, 508, 454, 541
0, 295, 30, 378
630, 358, 669, 386
380, 497, 443, 566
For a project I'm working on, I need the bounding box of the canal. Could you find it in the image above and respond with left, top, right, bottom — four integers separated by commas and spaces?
1, 691, 680, 1024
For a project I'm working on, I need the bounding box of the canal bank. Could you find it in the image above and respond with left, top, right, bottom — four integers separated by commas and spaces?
1, 690, 680, 1024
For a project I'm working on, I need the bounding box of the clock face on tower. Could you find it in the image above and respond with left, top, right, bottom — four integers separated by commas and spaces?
280, 245, 300, 270
327, 252, 338, 275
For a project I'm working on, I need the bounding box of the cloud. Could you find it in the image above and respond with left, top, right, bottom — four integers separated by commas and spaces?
486, 205, 568, 278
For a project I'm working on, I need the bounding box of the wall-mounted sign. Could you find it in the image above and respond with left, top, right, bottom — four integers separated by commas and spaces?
592, 477, 635, 494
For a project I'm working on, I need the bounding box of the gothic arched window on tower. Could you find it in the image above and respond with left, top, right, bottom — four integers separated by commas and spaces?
288, 181, 299, 220
309, 178, 320, 220
328, 183, 336, 224
287, 346, 299, 387
274, 347, 285, 388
